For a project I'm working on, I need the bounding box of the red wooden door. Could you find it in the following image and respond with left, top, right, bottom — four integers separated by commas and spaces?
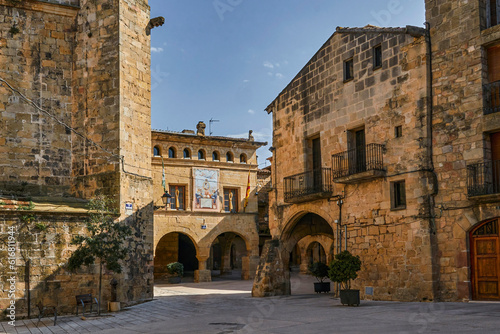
471, 219, 500, 300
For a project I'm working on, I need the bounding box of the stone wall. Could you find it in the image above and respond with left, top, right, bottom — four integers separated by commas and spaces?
425, 0, 500, 301
264, 27, 437, 301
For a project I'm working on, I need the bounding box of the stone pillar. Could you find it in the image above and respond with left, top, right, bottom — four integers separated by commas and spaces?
252, 240, 290, 297
194, 257, 211, 283
241, 256, 250, 280
219, 235, 234, 275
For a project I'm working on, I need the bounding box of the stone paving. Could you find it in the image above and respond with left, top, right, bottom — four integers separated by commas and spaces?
2, 274, 500, 333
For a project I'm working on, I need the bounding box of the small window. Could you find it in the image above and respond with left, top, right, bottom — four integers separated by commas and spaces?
198, 150, 205, 160
395, 125, 403, 138
212, 151, 219, 161
391, 181, 406, 210
226, 152, 233, 162
344, 58, 354, 82
168, 147, 176, 158
153, 146, 161, 157
373, 45, 382, 69
169, 185, 186, 210
224, 188, 238, 213
240, 154, 247, 164
183, 149, 191, 159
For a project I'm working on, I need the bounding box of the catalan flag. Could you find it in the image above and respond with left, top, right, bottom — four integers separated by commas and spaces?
243, 171, 251, 212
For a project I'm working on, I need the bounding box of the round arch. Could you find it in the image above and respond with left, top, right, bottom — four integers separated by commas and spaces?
281, 212, 335, 254
154, 231, 200, 279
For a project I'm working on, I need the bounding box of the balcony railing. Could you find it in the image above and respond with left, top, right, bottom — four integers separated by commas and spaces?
284, 168, 332, 203
331, 143, 385, 182
467, 160, 500, 197
483, 81, 500, 115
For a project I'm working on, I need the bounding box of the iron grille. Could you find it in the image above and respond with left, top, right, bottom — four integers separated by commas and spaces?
331, 143, 385, 179
284, 168, 332, 202
467, 160, 500, 196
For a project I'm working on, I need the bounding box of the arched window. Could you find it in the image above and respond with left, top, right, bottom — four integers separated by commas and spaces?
183, 148, 191, 159
198, 150, 205, 160
153, 146, 161, 157
226, 152, 233, 162
240, 154, 247, 164
168, 147, 176, 158
212, 151, 219, 161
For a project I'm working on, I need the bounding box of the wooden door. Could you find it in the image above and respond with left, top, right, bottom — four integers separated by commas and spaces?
312, 138, 322, 190
471, 219, 500, 300
355, 129, 366, 173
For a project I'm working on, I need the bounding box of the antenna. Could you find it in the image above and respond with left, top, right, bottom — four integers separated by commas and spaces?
209, 118, 220, 136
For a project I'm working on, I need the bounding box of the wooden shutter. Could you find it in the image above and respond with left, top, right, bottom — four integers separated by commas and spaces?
488, 45, 500, 82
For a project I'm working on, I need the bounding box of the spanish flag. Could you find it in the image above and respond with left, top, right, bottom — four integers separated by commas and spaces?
243, 172, 251, 212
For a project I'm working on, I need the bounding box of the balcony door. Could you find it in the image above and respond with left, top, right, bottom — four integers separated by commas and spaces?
492, 132, 500, 193
348, 128, 366, 174
487, 45, 500, 114
312, 138, 322, 191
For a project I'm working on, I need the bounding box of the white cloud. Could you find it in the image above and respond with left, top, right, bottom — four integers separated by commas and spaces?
226, 129, 272, 142
263, 61, 274, 69
275, 73, 284, 79
151, 47, 164, 53
267, 72, 273, 76
248, 109, 255, 114
243, 79, 250, 83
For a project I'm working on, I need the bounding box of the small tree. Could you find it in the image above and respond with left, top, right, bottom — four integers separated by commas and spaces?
68, 195, 132, 315
307, 262, 329, 283
166, 262, 184, 277
328, 251, 361, 290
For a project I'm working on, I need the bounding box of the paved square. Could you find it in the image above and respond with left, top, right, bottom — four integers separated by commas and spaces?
2, 275, 500, 334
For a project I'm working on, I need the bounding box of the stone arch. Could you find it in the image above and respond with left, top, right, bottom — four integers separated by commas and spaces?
212, 150, 220, 161
168, 146, 176, 158
226, 151, 234, 162
240, 153, 247, 164
153, 145, 161, 157
197, 149, 206, 160
154, 231, 200, 279
295, 235, 334, 273
183, 148, 191, 159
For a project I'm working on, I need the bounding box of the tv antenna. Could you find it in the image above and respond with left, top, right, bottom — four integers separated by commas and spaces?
209, 118, 220, 136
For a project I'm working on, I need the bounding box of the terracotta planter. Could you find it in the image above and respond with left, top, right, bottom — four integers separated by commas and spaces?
108, 301, 121, 312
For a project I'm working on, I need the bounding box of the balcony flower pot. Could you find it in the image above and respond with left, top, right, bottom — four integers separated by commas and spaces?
328, 251, 362, 306
308, 262, 331, 293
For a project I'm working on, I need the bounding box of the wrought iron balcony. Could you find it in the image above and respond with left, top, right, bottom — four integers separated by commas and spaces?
284, 168, 332, 203
331, 143, 386, 183
484, 81, 500, 115
467, 160, 500, 197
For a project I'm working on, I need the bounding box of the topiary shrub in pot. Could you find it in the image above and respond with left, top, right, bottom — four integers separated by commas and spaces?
308, 262, 331, 293
166, 262, 184, 284
328, 251, 362, 306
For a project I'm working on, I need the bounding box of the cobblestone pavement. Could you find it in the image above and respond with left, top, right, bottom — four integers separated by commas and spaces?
2, 274, 500, 334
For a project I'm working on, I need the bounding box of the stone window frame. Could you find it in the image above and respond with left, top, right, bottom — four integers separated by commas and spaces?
223, 188, 239, 213
240, 153, 247, 164
395, 125, 403, 138
168, 147, 176, 159
344, 58, 354, 82
212, 151, 220, 161
198, 149, 206, 160
373, 44, 382, 70
390, 180, 406, 210
226, 151, 234, 163
153, 145, 161, 157
183, 148, 191, 159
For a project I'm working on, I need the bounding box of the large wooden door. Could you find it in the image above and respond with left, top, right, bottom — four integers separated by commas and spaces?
471, 218, 500, 300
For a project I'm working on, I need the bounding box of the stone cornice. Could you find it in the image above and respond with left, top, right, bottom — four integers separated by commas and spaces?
0, 0, 79, 17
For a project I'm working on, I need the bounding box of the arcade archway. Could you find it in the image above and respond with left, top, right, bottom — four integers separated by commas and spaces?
154, 232, 199, 279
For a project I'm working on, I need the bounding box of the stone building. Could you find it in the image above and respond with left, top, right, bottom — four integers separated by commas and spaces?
152, 123, 267, 282
0, 0, 159, 317
255, 0, 499, 302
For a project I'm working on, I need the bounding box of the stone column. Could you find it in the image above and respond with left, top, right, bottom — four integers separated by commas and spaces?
241, 256, 250, 280
194, 257, 211, 283
219, 235, 235, 275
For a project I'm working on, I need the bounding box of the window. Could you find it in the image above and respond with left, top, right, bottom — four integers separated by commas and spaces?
198, 150, 205, 160
344, 58, 354, 81
153, 146, 161, 156
183, 148, 191, 159
212, 151, 219, 161
391, 181, 406, 210
226, 152, 233, 162
395, 125, 403, 138
240, 154, 247, 164
224, 188, 238, 213
373, 45, 382, 69
169, 185, 186, 210
168, 147, 176, 158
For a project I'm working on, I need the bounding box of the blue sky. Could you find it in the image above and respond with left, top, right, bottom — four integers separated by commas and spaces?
149, 0, 425, 166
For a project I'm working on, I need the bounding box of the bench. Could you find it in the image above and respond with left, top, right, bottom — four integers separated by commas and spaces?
36, 302, 57, 326
75, 294, 99, 316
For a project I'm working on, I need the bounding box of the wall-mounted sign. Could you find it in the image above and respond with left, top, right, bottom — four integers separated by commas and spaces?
125, 202, 133, 216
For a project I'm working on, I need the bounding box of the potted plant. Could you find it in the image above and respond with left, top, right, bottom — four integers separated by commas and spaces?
308, 262, 331, 293
328, 251, 362, 306
166, 262, 184, 284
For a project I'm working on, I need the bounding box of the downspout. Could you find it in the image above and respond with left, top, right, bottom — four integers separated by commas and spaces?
425, 21, 440, 301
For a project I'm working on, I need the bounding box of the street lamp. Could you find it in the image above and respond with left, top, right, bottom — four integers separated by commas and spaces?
161, 191, 172, 209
